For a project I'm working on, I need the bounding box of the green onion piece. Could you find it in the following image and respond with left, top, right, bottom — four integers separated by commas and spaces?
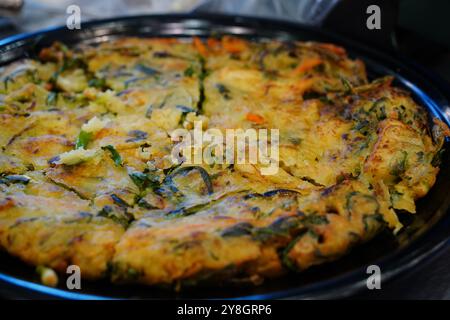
75, 130, 92, 149
129, 171, 160, 191
184, 65, 195, 77
101, 145, 122, 166
46, 92, 57, 106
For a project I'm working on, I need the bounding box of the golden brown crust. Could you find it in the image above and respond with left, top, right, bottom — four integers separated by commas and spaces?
0, 37, 447, 288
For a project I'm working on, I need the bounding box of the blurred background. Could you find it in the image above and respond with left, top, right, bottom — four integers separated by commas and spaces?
0, 0, 449, 299
1, 0, 449, 82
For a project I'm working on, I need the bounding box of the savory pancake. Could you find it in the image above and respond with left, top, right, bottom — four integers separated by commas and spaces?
0, 37, 448, 288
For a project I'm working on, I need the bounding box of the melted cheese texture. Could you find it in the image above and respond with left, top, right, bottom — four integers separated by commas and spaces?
0, 37, 447, 287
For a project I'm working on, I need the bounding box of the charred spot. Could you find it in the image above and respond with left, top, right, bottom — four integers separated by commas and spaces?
48, 155, 60, 165
221, 222, 253, 238
153, 51, 172, 58
243, 189, 302, 201
10, 216, 40, 228
253, 216, 301, 242
321, 186, 335, 197
126, 130, 148, 142
303, 214, 329, 225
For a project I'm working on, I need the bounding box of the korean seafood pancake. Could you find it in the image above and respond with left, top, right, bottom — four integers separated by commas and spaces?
0, 36, 448, 288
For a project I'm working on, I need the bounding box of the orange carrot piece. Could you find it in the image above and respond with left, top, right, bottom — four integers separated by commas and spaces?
295, 78, 315, 95
293, 57, 323, 74
222, 36, 247, 54
246, 113, 265, 124
193, 37, 208, 57
207, 38, 221, 50
318, 43, 346, 55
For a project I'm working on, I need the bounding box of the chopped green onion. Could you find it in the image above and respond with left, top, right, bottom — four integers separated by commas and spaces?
46, 92, 57, 106
101, 145, 122, 166
184, 65, 195, 77
75, 130, 92, 149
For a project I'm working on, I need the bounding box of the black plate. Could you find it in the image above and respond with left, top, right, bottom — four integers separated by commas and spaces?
0, 14, 449, 300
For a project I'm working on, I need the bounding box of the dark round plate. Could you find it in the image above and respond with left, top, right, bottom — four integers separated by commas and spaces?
0, 14, 449, 300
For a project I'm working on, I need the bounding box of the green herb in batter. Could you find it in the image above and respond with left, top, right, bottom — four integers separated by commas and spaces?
75, 130, 92, 149
101, 145, 123, 166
